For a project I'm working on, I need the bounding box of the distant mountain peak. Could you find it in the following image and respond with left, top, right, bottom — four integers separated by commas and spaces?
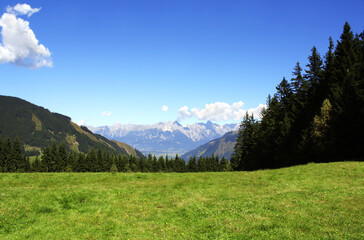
90, 120, 239, 156
173, 120, 182, 127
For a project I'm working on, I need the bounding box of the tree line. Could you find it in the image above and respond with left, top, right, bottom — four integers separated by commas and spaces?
0, 138, 231, 173
231, 22, 364, 171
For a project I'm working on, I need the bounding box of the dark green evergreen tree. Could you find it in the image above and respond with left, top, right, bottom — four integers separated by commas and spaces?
157, 155, 166, 172
9, 137, 23, 172
220, 156, 229, 171
50, 142, 59, 172
187, 156, 197, 172
58, 143, 68, 172
86, 148, 97, 172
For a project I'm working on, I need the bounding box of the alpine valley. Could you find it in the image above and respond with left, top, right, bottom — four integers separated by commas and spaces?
88, 121, 239, 157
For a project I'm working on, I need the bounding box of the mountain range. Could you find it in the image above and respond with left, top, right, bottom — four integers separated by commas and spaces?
0, 95, 143, 158
89, 121, 239, 156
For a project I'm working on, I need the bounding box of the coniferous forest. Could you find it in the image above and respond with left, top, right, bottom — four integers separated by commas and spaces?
1, 23, 363, 173
0, 138, 230, 173
231, 22, 364, 171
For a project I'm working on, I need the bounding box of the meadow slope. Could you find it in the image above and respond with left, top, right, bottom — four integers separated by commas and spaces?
0, 162, 363, 239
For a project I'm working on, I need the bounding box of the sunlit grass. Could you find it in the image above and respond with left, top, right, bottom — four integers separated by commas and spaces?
0, 162, 363, 239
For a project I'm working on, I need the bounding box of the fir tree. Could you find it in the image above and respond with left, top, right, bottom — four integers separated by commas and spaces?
58, 143, 68, 172
220, 157, 228, 171
187, 156, 197, 172
9, 137, 22, 172
42, 146, 52, 172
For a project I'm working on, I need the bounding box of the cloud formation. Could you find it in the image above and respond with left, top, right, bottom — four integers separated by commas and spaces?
177, 101, 266, 122
0, 4, 52, 68
77, 120, 87, 126
6, 4, 41, 17
177, 105, 192, 121
161, 105, 168, 112
100, 111, 112, 117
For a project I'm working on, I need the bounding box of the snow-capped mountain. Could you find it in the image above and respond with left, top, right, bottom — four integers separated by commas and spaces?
88, 121, 239, 156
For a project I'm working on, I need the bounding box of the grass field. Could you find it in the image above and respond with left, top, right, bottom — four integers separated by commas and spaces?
0, 162, 363, 239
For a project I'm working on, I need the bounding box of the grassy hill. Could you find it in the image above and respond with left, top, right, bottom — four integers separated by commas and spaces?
182, 131, 238, 160
0, 95, 143, 157
0, 161, 362, 239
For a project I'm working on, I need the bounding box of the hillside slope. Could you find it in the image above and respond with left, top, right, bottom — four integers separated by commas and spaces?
0, 95, 143, 157
182, 131, 238, 160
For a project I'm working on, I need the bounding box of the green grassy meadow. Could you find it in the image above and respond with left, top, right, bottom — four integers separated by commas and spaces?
0, 162, 363, 239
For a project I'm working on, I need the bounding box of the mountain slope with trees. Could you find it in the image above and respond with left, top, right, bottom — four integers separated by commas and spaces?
232, 22, 364, 171
0, 95, 143, 158
182, 131, 238, 160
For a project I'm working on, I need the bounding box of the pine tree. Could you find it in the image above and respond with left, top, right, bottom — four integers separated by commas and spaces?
187, 156, 197, 172
50, 143, 59, 172
76, 153, 87, 172
0, 139, 9, 172
220, 157, 228, 171
197, 156, 206, 172
331, 22, 363, 159
42, 146, 52, 172
305, 46, 323, 87
96, 149, 104, 172
157, 156, 166, 172
8, 137, 22, 172
85, 148, 97, 172
291, 62, 307, 95
58, 143, 68, 172
152, 155, 159, 172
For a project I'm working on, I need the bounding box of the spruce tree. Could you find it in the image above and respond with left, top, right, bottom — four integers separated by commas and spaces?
96, 149, 104, 172
331, 22, 363, 159
58, 143, 68, 172
157, 156, 166, 172
187, 156, 197, 172
220, 157, 228, 171
9, 137, 22, 172
305, 46, 323, 87
76, 153, 87, 172
42, 146, 52, 172
50, 143, 59, 172
0, 139, 4, 172
291, 62, 307, 95
86, 148, 97, 172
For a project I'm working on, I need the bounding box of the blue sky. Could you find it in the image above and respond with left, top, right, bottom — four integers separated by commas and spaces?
1, 0, 364, 126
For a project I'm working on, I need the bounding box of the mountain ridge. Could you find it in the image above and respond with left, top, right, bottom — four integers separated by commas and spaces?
181, 131, 238, 160
89, 121, 239, 156
0, 95, 143, 157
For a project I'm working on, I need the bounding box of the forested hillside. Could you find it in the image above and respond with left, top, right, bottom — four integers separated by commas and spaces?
232, 22, 364, 171
0, 96, 143, 157
182, 131, 238, 160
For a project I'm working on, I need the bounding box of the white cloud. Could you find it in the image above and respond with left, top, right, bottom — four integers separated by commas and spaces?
247, 104, 266, 119
6, 4, 41, 17
77, 120, 87, 126
100, 111, 112, 117
0, 4, 52, 68
177, 101, 266, 122
177, 105, 192, 121
161, 105, 168, 112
